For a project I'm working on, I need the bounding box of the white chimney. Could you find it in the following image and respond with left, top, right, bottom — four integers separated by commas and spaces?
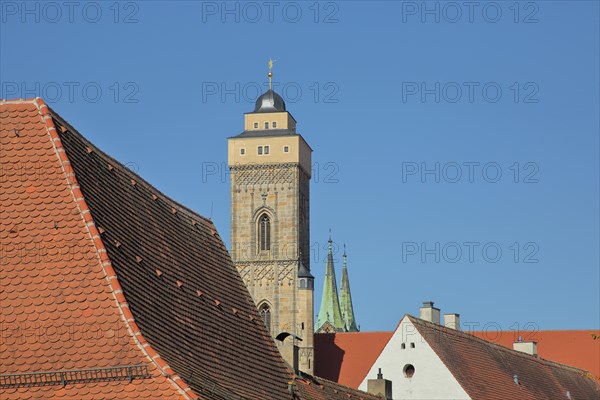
513, 339, 537, 356
443, 313, 461, 330
419, 301, 440, 324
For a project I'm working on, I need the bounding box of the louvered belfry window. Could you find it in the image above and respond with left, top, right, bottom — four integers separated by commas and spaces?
259, 214, 271, 251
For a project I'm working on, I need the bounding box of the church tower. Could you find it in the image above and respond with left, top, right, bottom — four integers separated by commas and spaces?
228, 63, 314, 374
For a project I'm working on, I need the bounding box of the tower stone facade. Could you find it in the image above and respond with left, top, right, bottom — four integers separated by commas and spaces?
228, 88, 314, 374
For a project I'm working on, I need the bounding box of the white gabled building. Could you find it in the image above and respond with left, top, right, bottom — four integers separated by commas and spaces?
359, 313, 470, 399
357, 302, 598, 400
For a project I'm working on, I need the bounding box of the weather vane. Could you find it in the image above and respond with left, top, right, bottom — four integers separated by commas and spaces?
268, 58, 276, 90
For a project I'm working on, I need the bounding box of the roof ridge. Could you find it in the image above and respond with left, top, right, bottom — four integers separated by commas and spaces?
33, 98, 198, 399
47, 103, 215, 227
407, 315, 596, 375
297, 371, 381, 399
0, 97, 40, 104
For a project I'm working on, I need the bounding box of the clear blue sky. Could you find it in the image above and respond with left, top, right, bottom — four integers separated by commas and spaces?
2, 1, 598, 332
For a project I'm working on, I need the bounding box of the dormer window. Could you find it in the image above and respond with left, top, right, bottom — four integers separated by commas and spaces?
272, 121, 277, 128
265, 122, 269, 129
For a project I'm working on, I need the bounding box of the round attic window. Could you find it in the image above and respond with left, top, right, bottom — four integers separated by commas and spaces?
403, 364, 415, 378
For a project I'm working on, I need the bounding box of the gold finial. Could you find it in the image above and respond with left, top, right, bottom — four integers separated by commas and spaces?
268, 58, 275, 90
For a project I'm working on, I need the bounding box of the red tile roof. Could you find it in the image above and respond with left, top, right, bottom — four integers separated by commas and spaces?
1, 99, 189, 399
315, 331, 393, 388
470, 329, 600, 381
1, 98, 380, 400
296, 373, 383, 400
410, 316, 599, 400
316, 326, 600, 391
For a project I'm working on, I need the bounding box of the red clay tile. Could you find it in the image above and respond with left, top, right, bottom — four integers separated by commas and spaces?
0, 99, 189, 400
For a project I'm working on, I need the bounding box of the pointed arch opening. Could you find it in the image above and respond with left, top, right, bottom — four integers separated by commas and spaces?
258, 213, 271, 251
259, 302, 272, 333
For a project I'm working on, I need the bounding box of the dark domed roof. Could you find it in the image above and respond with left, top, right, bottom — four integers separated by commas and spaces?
254, 89, 286, 113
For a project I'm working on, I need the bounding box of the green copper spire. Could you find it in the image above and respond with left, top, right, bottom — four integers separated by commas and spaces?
315, 232, 345, 332
339, 245, 359, 332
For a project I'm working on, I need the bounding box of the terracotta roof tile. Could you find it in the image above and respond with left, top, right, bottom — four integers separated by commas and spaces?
470, 329, 600, 381
295, 373, 381, 400
410, 316, 599, 400
1, 374, 184, 400
1, 99, 190, 399
315, 331, 393, 388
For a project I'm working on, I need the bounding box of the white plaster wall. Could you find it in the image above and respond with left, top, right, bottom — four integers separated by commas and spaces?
359, 317, 470, 400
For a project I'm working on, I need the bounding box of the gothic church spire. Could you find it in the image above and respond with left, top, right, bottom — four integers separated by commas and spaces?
339, 245, 359, 332
315, 233, 345, 332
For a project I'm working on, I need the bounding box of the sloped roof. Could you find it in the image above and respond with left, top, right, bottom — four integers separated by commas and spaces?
296, 373, 383, 400
409, 316, 599, 400
1, 98, 381, 400
0, 99, 189, 399
315, 332, 393, 388
470, 329, 600, 381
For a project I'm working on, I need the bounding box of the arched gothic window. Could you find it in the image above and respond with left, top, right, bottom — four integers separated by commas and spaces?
259, 303, 271, 333
259, 213, 271, 251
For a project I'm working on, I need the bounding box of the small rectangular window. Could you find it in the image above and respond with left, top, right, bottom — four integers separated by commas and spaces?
264, 146, 270, 155
240, 148, 245, 155
265, 122, 269, 129
258, 146, 263, 155
283, 146, 289, 153
272, 121, 277, 128
254, 122, 258, 129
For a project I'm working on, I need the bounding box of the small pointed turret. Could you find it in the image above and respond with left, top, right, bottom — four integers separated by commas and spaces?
315, 233, 345, 332
339, 245, 359, 332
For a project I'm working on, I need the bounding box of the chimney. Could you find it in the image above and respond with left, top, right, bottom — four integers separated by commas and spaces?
443, 313, 461, 330
293, 344, 299, 375
513, 338, 537, 356
367, 368, 392, 400
419, 301, 440, 324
